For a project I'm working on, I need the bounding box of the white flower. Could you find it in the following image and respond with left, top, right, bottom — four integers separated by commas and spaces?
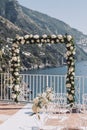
73, 50, 76, 55
69, 57, 73, 60
66, 43, 71, 47
24, 35, 29, 39
42, 92, 46, 98
70, 76, 74, 79
15, 49, 19, 53
66, 78, 69, 81
71, 90, 74, 94
72, 72, 75, 76
20, 39, 25, 45
51, 40, 54, 44
12, 93, 16, 99
34, 35, 39, 39
12, 43, 18, 48
42, 34, 47, 38
32, 87, 53, 114
51, 34, 56, 39
67, 35, 72, 41
70, 46, 73, 50
57, 34, 63, 40
14, 72, 19, 76
61, 39, 64, 42
46, 87, 52, 93
12, 56, 17, 61
13, 53, 16, 56
33, 97, 39, 104
56, 39, 59, 43
32, 104, 40, 113
26, 41, 30, 44
71, 62, 74, 66
66, 51, 71, 56
66, 83, 71, 88
29, 34, 33, 38
14, 85, 20, 91
41, 39, 44, 42
31, 40, 34, 43
68, 94, 73, 101
69, 67, 74, 72
36, 39, 40, 43
17, 77, 20, 81
10, 68, 13, 71
72, 81, 74, 84
47, 39, 50, 43
15, 68, 19, 72
47, 93, 54, 101
16, 35, 22, 40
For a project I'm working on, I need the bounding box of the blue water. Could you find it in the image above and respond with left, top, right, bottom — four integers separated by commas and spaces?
21, 61, 87, 103
22, 61, 87, 76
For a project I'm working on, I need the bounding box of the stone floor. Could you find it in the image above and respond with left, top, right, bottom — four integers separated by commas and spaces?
0, 102, 25, 124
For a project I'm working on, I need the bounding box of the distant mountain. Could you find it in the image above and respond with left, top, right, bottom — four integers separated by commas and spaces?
0, 0, 87, 71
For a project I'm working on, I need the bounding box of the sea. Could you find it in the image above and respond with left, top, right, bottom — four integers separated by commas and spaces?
21, 60, 87, 103
22, 60, 87, 76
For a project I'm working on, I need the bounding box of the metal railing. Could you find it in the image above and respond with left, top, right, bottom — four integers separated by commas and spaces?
0, 73, 87, 103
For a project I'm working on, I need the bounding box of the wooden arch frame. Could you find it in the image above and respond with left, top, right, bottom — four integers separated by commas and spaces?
11, 34, 75, 104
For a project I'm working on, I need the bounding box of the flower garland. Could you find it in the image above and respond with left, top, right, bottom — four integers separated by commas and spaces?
10, 43, 20, 102
10, 34, 75, 103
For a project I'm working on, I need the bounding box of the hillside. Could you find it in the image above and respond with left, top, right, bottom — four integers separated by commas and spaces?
0, 0, 87, 72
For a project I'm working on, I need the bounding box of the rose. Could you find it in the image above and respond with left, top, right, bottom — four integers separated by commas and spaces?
12, 43, 18, 48
66, 51, 71, 56
57, 34, 63, 40
11, 93, 16, 99
68, 94, 73, 101
12, 56, 17, 61
34, 35, 39, 39
14, 85, 20, 91
42, 34, 47, 38
29, 34, 33, 38
69, 67, 74, 72
51, 34, 56, 39
15, 49, 20, 53
70, 46, 73, 50
14, 72, 19, 76
16, 35, 24, 40
20, 40, 25, 45
66, 43, 71, 47
67, 35, 72, 41
24, 35, 29, 39
66, 83, 71, 88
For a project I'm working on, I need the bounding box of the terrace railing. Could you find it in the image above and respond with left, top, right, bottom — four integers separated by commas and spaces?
0, 73, 87, 103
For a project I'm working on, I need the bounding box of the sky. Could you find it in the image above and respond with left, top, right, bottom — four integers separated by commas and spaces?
18, 0, 87, 35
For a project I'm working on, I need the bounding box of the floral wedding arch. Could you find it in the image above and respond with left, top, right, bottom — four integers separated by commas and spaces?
11, 34, 75, 104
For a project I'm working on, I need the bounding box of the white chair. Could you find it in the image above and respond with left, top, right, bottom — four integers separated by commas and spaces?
53, 93, 67, 105
82, 94, 87, 105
